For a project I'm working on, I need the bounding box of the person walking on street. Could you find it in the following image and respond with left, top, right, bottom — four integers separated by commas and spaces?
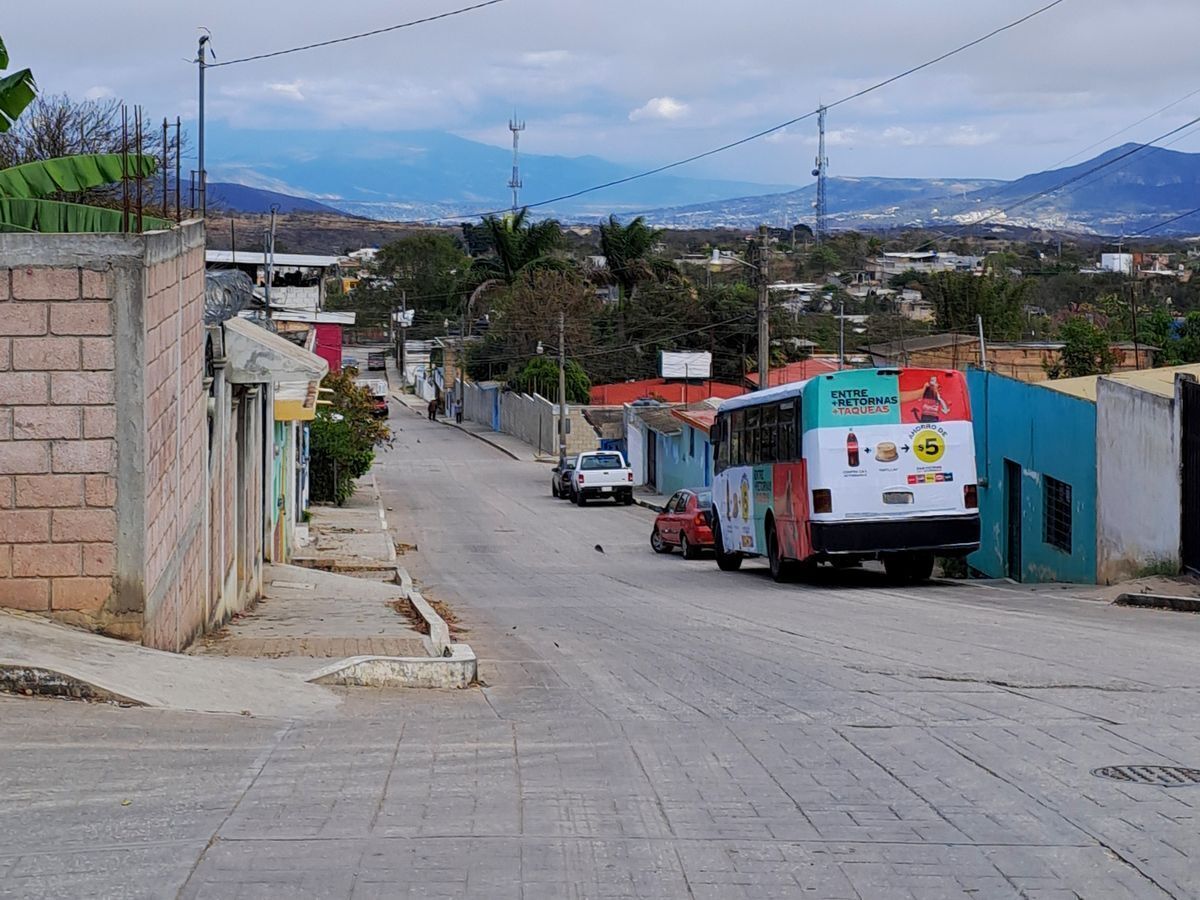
427, 396, 438, 421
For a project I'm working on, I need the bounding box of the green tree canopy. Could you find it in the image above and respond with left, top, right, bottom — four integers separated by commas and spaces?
925, 272, 1028, 340
1047, 317, 1118, 379
508, 356, 591, 404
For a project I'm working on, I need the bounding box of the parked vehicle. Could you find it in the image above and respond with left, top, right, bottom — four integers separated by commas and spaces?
551, 457, 577, 498
355, 378, 390, 418
710, 367, 980, 583
650, 488, 714, 559
569, 451, 634, 506
367, 351, 387, 371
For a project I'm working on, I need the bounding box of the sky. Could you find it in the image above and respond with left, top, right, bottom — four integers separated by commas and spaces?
5, 0, 1200, 193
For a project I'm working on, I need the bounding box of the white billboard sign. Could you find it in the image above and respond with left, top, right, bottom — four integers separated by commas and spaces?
660, 351, 712, 380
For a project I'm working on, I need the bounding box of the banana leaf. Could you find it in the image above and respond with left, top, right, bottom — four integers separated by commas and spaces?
0, 35, 9, 69
0, 154, 158, 200
0, 196, 172, 234
0, 67, 36, 133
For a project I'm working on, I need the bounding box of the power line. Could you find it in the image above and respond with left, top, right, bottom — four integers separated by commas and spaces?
1128, 205, 1200, 237
209, 0, 510, 68
413, 0, 1068, 222
1047, 85, 1200, 170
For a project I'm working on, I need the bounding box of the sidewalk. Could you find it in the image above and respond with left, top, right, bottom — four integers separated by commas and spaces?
633, 487, 669, 513
291, 475, 395, 576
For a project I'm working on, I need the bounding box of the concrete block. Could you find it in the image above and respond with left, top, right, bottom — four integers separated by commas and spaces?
0, 372, 49, 404
12, 336, 80, 370
50, 302, 112, 336
0, 510, 49, 542
82, 542, 115, 577
0, 442, 50, 474
51, 508, 115, 542
82, 407, 116, 438
80, 337, 115, 370
13, 406, 81, 440
84, 474, 117, 507
0, 303, 47, 336
50, 576, 112, 611
14, 474, 83, 508
0, 578, 49, 610
51, 439, 114, 474
81, 268, 113, 300
0, 338, 9, 370
51, 371, 114, 405
12, 543, 81, 577
12, 267, 79, 301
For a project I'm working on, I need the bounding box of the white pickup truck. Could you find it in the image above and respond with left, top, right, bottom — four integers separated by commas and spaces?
569, 451, 634, 506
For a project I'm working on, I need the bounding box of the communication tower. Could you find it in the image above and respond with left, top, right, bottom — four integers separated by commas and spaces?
812, 106, 829, 243
508, 116, 525, 212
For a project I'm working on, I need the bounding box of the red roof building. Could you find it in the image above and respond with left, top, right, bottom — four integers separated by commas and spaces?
744, 357, 843, 388
589, 378, 745, 406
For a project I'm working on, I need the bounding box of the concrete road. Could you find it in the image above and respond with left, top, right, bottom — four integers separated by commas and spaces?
3, 408, 1200, 899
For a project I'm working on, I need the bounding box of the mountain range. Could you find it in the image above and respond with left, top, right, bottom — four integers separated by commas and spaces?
205, 123, 1200, 235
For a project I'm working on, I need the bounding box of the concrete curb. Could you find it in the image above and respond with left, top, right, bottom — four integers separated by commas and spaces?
634, 496, 666, 514
370, 472, 397, 563
1115, 592, 1200, 613
302, 565, 476, 689
444, 421, 524, 461
0, 665, 145, 705
306, 645, 476, 689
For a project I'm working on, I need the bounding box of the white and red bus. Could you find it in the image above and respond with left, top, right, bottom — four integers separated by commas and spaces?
710, 367, 980, 582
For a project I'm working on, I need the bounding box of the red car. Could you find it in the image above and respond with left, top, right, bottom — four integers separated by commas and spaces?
650, 488, 714, 559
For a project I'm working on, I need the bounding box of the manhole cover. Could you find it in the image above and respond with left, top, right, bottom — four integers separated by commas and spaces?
1092, 765, 1200, 787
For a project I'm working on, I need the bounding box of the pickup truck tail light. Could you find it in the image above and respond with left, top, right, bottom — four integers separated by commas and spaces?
577, 474, 585, 484
627, 472, 634, 482
812, 489, 832, 514
964, 484, 978, 509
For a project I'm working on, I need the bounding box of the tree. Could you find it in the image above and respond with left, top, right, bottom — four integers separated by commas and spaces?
0, 36, 36, 133
508, 356, 591, 404
597, 215, 670, 304
471, 208, 567, 284
925, 272, 1028, 340
371, 232, 468, 338
308, 369, 392, 505
1046, 317, 1118, 379
806, 244, 842, 278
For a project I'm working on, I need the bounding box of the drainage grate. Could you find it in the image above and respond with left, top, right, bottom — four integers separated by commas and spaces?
1092, 765, 1200, 787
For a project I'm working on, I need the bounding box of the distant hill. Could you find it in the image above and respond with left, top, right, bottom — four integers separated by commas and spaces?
206, 182, 346, 216
205, 123, 798, 221
638, 144, 1200, 235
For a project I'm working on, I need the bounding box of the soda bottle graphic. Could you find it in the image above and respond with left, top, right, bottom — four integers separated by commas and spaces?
846, 431, 860, 467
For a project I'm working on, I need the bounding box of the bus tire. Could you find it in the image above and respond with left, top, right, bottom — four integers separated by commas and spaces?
713, 518, 742, 572
766, 522, 795, 583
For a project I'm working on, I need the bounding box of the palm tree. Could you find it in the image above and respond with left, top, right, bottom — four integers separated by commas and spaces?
464, 208, 568, 311
598, 215, 671, 305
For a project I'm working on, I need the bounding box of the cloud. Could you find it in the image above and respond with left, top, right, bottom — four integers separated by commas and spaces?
83, 86, 114, 101
267, 81, 305, 102
629, 97, 690, 122
519, 50, 569, 67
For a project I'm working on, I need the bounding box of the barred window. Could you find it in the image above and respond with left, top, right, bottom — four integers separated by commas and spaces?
1043, 476, 1072, 553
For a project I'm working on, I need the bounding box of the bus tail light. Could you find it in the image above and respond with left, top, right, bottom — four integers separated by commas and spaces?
812, 489, 832, 514
964, 484, 978, 509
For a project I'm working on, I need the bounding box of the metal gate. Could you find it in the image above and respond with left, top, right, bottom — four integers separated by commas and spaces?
1182, 380, 1200, 573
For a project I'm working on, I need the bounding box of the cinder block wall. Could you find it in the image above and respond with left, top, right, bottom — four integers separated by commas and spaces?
0, 224, 208, 648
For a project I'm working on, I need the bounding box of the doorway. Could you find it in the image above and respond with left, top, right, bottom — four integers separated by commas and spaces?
1005, 459, 1022, 581
646, 432, 658, 490
1182, 380, 1200, 573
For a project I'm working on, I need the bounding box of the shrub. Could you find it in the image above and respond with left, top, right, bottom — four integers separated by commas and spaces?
308, 369, 392, 505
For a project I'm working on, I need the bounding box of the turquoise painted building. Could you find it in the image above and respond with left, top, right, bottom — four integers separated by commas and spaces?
643, 407, 716, 497
966, 369, 1097, 583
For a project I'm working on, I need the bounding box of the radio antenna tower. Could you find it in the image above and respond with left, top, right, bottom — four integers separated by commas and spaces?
812, 105, 829, 243
507, 115, 525, 212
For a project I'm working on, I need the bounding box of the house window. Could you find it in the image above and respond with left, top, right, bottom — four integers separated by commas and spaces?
1043, 476, 1072, 553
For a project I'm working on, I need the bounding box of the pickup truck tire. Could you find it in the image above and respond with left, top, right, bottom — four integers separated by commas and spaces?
552, 481, 560, 498
575, 491, 587, 507
622, 491, 633, 506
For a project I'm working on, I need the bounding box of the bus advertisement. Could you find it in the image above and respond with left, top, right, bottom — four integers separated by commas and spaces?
712, 368, 980, 583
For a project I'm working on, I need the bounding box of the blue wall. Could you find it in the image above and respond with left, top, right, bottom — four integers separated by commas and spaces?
655, 423, 712, 497
967, 369, 1097, 583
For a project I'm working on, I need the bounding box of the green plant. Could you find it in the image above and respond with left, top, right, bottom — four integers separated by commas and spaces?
1134, 558, 1179, 579
308, 370, 392, 505
1046, 316, 1118, 379
0, 34, 168, 234
508, 355, 591, 404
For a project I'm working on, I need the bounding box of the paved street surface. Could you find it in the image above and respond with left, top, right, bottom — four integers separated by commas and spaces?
3, 406, 1200, 899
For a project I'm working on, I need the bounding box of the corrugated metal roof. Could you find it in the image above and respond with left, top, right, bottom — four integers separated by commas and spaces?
635, 407, 683, 435
207, 250, 341, 268
1041, 362, 1200, 402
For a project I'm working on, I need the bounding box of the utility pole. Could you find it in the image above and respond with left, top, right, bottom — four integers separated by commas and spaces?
508, 116, 525, 212
196, 32, 212, 218
838, 301, 845, 370
264, 205, 277, 320
813, 106, 829, 244
756, 224, 770, 391
558, 310, 567, 461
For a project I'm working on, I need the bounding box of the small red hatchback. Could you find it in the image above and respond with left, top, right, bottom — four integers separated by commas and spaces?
651, 488, 714, 559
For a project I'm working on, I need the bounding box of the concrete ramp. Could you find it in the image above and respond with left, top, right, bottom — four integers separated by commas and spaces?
0, 611, 340, 718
